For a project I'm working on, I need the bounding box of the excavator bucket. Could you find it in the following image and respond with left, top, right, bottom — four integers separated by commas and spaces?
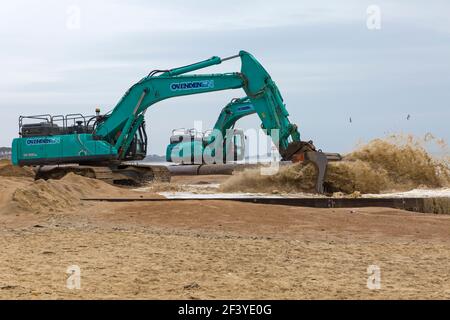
282, 141, 342, 194
304, 151, 329, 194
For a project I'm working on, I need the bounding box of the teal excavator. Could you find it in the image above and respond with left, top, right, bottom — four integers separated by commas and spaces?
12, 51, 338, 192
166, 97, 255, 165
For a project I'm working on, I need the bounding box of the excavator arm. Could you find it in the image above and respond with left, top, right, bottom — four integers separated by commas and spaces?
94, 51, 304, 161
94, 72, 245, 159
210, 97, 255, 139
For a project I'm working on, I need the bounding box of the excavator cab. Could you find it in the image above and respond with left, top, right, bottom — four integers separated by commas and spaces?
122, 121, 148, 161
166, 128, 246, 164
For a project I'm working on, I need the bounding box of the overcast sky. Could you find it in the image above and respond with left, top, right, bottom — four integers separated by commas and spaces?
1, 0, 449, 155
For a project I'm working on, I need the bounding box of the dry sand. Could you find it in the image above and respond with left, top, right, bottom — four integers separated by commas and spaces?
0, 159, 34, 178
1, 199, 450, 299
0, 163, 450, 299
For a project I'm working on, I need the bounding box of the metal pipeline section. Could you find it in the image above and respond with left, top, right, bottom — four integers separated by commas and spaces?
167, 154, 342, 176
168, 164, 240, 176
167, 162, 293, 176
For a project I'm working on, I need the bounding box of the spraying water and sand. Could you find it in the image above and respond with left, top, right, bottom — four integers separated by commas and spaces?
220, 135, 450, 195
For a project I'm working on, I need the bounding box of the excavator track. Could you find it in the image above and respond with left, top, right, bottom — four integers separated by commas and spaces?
34, 164, 171, 186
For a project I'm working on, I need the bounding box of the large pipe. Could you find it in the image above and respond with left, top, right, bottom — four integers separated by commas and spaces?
167, 162, 291, 176
168, 164, 236, 175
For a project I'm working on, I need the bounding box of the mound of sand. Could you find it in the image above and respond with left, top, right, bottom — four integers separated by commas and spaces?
221, 137, 450, 195
0, 160, 34, 178
11, 173, 124, 213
